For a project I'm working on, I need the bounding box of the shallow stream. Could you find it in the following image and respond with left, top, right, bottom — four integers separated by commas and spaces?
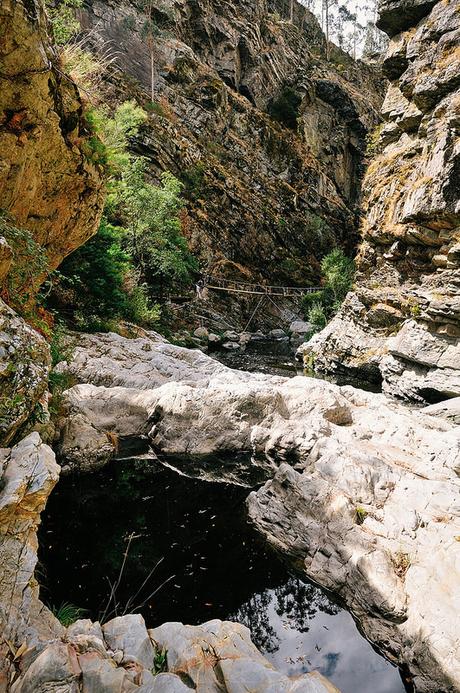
39, 459, 408, 693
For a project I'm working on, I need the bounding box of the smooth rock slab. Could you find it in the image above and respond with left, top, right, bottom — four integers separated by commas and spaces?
149, 620, 338, 693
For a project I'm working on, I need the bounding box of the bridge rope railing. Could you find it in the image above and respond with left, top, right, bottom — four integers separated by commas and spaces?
203, 275, 321, 298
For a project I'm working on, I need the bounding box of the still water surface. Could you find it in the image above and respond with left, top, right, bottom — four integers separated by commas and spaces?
39, 460, 406, 693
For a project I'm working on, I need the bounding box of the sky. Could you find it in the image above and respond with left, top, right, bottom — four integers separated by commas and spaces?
297, 0, 381, 55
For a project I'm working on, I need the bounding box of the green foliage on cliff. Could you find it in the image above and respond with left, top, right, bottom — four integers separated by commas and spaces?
0, 213, 48, 312
120, 160, 197, 294
83, 100, 147, 173
51, 99, 196, 330
302, 248, 354, 331
54, 218, 159, 330
45, 0, 83, 45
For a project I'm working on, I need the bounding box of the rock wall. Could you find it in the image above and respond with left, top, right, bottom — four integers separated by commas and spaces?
0, 0, 105, 281
0, 300, 50, 446
300, 0, 460, 403
0, 433, 62, 689
79, 0, 382, 293
0, 0, 106, 443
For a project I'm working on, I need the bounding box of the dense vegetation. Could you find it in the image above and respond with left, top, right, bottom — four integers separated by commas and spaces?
302, 248, 354, 332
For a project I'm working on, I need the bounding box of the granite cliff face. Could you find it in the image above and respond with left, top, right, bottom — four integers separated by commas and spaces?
0, 0, 105, 445
302, 0, 460, 403
80, 0, 382, 292
0, 0, 105, 277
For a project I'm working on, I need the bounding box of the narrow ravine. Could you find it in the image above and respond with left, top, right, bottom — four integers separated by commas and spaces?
38, 458, 408, 693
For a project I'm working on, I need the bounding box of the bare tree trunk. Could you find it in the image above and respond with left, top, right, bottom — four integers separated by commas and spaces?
290, 0, 294, 22
150, 44, 155, 102
325, 0, 330, 61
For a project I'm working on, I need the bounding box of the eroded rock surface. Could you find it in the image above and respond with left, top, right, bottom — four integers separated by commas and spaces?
0, 299, 50, 446
55, 330, 460, 691
300, 0, 460, 402
0, 0, 105, 278
0, 433, 61, 690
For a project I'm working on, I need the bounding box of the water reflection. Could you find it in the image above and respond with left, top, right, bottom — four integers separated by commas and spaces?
38, 460, 405, 693
232, 577, 405, 693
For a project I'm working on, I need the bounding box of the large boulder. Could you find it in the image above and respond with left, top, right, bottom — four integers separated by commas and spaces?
149, 620, 339, 692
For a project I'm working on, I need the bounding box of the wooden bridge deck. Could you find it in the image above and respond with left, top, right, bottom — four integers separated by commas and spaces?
204, 275, 320, 298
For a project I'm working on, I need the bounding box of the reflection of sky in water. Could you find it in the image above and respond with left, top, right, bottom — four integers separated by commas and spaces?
231, 578, 406, 693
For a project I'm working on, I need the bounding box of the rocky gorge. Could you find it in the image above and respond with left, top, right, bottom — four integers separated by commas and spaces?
0, 0, 459, 692
75, 0, 383, 328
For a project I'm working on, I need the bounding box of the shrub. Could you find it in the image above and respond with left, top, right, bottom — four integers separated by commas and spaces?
181, 162, 206, 199
320, 248, 354, 304
45, 0, 83, 46
302, 248, 354, 331
0, 213, 48, 312
308, 302, 327, 331
366, 124, 383, 157
52, 601, 87, 626
51, 218, 160, 330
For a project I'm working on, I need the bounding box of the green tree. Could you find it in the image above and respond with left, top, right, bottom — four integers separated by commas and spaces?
302, 248, 354, 331
51, 218, 159, 329
84, 100, 147, 174
120, 159, 197, 296
320, 247, 354, 308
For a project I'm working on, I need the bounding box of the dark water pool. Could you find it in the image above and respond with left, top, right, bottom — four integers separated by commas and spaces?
38, 460, 407, 693
215, 350, 382, 392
